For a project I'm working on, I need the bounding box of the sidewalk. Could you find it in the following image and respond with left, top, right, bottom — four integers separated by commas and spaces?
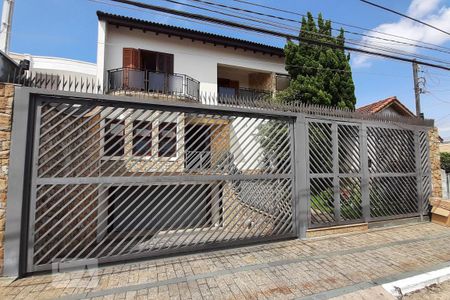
1, 222, 450, 299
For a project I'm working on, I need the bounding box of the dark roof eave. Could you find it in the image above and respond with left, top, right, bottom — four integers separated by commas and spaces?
97, 11, 285, 57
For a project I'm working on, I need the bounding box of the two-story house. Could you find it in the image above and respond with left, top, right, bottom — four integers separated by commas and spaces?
94, 11, 291, 236
96, 11, 290, 101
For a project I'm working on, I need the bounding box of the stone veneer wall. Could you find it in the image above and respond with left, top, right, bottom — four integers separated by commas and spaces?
0, 84, 13, 274
248, 72, 275, 91
429, 127, 442, 198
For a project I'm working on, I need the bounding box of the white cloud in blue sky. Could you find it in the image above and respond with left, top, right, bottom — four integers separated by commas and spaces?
353, 0, 450, 68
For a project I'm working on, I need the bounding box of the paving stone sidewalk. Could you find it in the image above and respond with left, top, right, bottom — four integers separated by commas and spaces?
1, 222, 450, 300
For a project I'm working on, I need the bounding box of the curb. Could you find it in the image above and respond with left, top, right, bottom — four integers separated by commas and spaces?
382, 266, 450, 298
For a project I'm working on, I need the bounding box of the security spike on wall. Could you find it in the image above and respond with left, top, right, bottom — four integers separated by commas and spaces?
2, 71, 434, 127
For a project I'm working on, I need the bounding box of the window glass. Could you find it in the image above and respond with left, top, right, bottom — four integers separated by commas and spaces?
133, 121, 152, 156
159, 122, 177, 157
104, 119, 125, 156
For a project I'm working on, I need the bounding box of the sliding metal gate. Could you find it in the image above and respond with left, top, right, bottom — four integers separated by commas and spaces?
307, 118, 432, 228
27, 95, 295, 272
6, 89, 433, 276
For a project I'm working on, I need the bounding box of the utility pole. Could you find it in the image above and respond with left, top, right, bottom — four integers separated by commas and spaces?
0, 0, 14, 53
412, 60, 422, 118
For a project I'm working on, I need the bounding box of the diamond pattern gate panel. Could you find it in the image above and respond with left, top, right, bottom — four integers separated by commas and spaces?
307, 120, 363, 228
419, 130, 432, 214
27, 95, 295, 272
307, 119, 429, 228
367, 126, 419, 220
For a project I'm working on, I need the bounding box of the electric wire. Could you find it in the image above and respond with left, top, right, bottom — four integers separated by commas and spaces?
184, 0, 450, 56
231, 0, 450, 52
105, 0, 450, 70
359, 0, 450, 36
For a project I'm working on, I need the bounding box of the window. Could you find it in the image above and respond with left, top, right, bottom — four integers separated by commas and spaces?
133, 121, 152, 156
159, 122, 177, 157
104, 119, 125, 156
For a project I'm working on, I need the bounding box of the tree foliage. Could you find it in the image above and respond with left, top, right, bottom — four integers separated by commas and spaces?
279, 12, 357, 109
442, 152, 450, 173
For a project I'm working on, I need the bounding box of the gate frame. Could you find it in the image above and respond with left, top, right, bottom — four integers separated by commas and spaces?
4, 87, 299, 277
305, 116, 431, 228
3, 87, 433, 277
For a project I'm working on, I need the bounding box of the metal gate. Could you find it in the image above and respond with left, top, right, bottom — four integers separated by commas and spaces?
26, 94, 295, 272
306, 118, 431, 228
4, 88, 434, 276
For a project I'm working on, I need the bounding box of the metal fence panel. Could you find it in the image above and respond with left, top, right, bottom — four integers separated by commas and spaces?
307, 118, 429, 228
8, 88, 433, 276
27, 95, 295, 272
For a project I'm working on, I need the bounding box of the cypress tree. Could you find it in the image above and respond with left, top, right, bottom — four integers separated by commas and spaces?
280, 12, 357, 109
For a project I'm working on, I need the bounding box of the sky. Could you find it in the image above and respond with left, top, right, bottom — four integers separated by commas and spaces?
5, 0, 450, 139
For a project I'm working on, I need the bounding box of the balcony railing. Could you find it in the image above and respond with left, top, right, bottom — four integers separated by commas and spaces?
185, 151, 212, 170
108, 67, 200, 101
218, 86, 272, 99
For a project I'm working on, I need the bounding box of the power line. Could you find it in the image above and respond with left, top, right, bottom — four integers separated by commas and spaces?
109, 0, 450, 63
427, 92, 450, 104
152, 0, 297, 32
94, 0, 447, 65
175, 0, 450, 62
359, 0, 450, 36
232, 0, 450, 53
92, 0, 427, 79
184, 0, 450, 56
153, 0, 450, 66
108, 0, 450, 71
89, 0, 275, 40
113, 0, 450, 65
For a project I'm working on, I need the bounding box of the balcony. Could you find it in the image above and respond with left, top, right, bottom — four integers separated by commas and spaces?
107, 67, 200, 101
218, 86, 272, 100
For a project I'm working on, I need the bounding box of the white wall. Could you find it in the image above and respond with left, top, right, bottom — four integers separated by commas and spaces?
10, 52, 97, 80
101, 25, 286, 97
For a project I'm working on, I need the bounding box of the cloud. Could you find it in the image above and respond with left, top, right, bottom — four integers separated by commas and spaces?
408, 0, 441, 18
352, 0, 450, 68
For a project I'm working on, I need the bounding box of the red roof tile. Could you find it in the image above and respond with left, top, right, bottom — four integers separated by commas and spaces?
356, 96, 415, 117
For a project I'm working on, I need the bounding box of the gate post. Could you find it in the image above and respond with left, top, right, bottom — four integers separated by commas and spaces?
360, 124, 370, 222
4, 88, 32, 278
293, 115, 309, 239
414, 130, 424, 220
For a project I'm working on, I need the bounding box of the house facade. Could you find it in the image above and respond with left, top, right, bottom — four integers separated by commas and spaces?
96, 11, 289, 101
356, 96, 416, 117
95, 11, 290, 174
92, 11, 292, 235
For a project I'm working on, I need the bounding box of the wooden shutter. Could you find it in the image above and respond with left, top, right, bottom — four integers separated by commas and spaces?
123, 48, 140, 69
123, 48, 141, 89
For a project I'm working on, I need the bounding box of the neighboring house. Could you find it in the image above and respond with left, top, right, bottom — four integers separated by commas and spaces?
441, 141, 450, 153
357, 96, 418, 174
9, 52, 97, 88
356, 96, 416, 117
96, 11, 290, 101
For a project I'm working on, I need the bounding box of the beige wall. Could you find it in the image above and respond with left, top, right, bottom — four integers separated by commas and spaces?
0, 84, 13, 274
429, 127, 443, 198
440, 142, 450, 153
